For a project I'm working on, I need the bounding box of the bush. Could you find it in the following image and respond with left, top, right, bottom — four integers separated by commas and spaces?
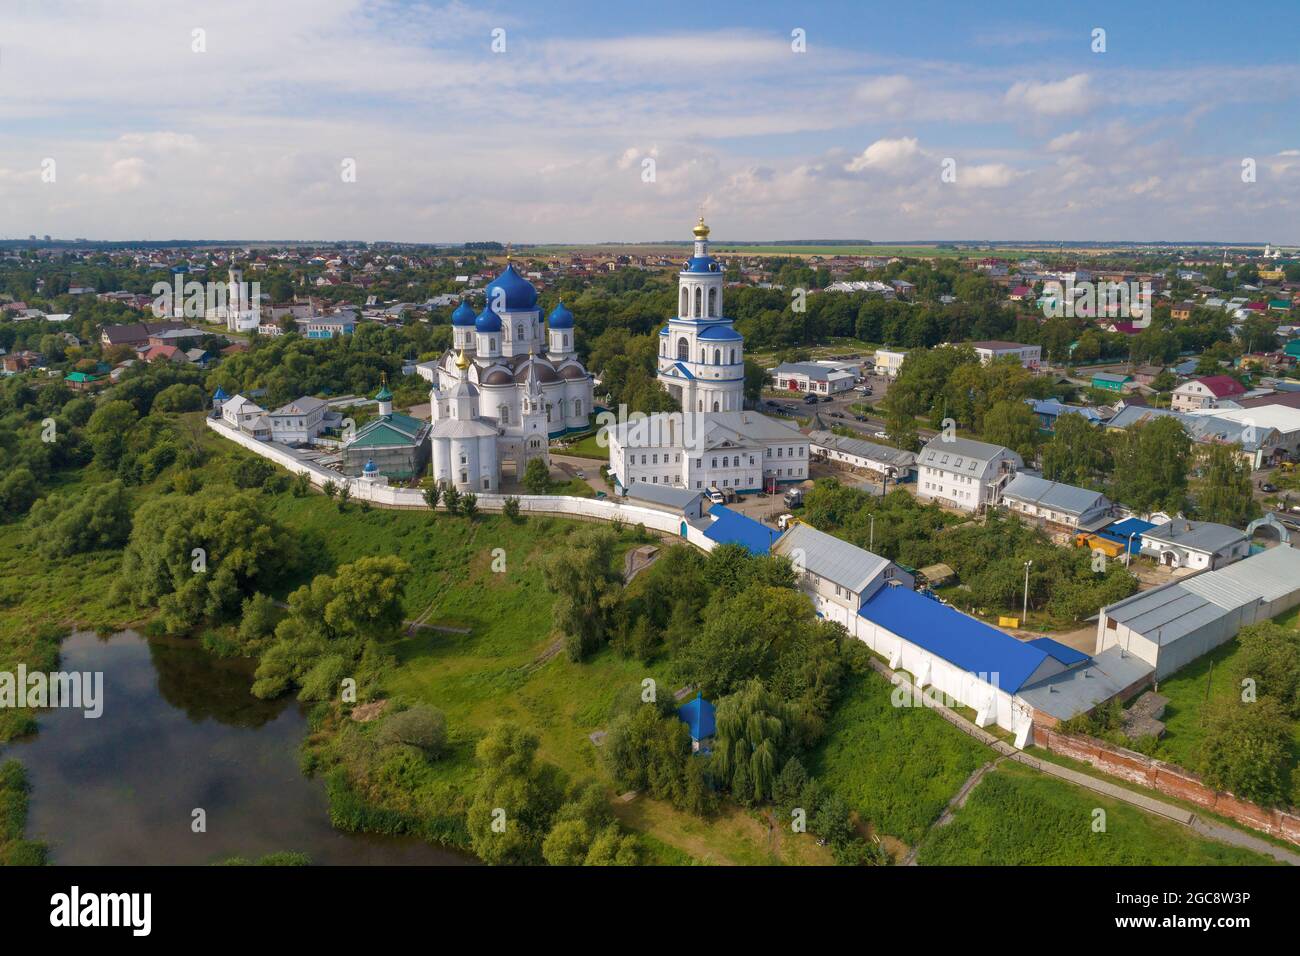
375, 705, 449, 758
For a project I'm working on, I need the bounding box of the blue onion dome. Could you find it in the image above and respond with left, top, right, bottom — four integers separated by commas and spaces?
476, 304, 503, 333
682, 255, 721, 273
451, 300, 477, 326
363, 458, 378, 474
547, 301, 575, 330
375, 383, 393, 401
484, 263, 538, 310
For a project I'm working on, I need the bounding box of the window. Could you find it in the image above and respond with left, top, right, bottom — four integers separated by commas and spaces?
711, 458, 717, 468
516, 323, 524, 339
711, 401, 719, 412
713, 349, 721, 365
498, 404, 510, 425
573, 399, 581, 417
483, 477, 490, 489
694, 286, 702, 317
677, 337, 689, 361
680, 288, 689, 315
777, 447, 783, 458
708, 286, 717, 315
460, 471, 467, 483
652, 454, 658, 465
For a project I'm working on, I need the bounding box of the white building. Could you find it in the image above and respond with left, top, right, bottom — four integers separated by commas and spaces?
808, 430, 916, 480
1170, 375, 1246, 412
220, 394, 270, 440
1139, 519, 1249, 571
966, 340, 1042, 370
608, 410, 809, 494
428, 350, 528, 493
770, 361, 856, 395
269, 396, 329, 444
772, 522, 913, 628
873, 349, 907, 379
1096, 545, 1300, 680
656, 218, 745, 413
916, 436, 1022, 512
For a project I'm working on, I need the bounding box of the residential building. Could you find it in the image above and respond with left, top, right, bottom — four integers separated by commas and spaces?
1091, 371, 1132, 392
808, 430, 915, 480
916, 435, 1022, 512
1139, 519, 1249, 571
873, 348, 907, 379
999, 472, 1113, 531
269, 396, 330, 444
966, 340, 1041, 369
1171, 375, 1247, 411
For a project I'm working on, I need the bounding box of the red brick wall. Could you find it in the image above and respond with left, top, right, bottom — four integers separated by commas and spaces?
1035, 727, 1300, 847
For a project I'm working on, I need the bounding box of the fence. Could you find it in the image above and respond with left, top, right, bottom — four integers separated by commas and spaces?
1035, 725, 1300, 847
206, 417, 716, 551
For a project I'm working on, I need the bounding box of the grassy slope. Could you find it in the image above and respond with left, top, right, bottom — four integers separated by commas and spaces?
809, 671, 988, 845
917, 761, 1275, 866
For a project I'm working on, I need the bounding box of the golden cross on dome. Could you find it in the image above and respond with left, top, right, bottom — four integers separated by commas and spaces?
505, 242, 512, 262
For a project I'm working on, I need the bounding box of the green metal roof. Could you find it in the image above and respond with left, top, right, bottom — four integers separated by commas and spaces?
346, 412, 428, 449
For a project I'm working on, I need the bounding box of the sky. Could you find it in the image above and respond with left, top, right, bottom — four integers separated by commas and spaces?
2, 0, 1299, 243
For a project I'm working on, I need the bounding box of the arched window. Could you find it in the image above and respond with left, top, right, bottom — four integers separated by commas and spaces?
563, 334, 569, 349
556, 398, 566, 419
498, 404, 510, 425
729, 349, 736, 364
680, 287, 689, 315
698, 400, 703, 411
694, 286, 702, 317
677, 337, 689, 361
708, 287, 717, 315
489, 337, 497, 351
573, 399, 581, 417
722, 456, 729, 467
713, 349, 720, 365
712, 401, 719, 412
516, 323, 524, 340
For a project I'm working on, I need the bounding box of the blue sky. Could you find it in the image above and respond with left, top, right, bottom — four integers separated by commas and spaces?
3, 0, 1298, 242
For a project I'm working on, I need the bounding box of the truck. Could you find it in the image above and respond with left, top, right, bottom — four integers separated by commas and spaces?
783, 487, 804, 508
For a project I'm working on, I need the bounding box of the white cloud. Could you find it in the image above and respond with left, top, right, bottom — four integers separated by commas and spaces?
1006, 73, 1093, 115
845, 137, 921, 174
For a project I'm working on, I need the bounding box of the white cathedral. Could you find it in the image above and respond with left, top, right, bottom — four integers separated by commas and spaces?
608, 217, 809, 495
426, 262, 594, 492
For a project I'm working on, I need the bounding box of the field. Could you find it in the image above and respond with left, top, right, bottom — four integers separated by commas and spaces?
916, 761, 1275, 866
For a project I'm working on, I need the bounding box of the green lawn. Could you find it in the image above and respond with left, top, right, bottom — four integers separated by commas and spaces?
554, 432, 609, 460
917, 761, 1276, 865
808, 671, 988, 845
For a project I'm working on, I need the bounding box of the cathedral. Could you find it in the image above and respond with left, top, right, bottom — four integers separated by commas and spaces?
427, 261, 594, 490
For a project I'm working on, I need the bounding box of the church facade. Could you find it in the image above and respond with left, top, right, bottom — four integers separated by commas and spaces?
426, 262, 594, 490
609, 217, 808, 495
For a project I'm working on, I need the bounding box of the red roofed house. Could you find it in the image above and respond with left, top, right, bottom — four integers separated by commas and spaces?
1171, 375, 1247, 412
143, 344, 190, 364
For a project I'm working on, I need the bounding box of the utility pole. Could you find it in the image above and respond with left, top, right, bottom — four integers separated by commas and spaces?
1022, 559, 1033, 627
869, 513, 876, 551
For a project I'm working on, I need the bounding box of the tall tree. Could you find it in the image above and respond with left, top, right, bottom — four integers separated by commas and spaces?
1194, 443, 1259, 526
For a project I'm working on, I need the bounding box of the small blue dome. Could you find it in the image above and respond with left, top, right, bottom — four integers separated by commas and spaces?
451, 301, 477, 326
547, 301, 574, 330
681, 256, 721, 274
484, 263, 538, 311
363, 458, 378, 474
476, 305, 503, 333
212, 386, 229, 400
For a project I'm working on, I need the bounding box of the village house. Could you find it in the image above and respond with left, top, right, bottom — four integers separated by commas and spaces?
1171, 375, 1248, 412
916, 436, 1022, 513
999, 472, 1113, 532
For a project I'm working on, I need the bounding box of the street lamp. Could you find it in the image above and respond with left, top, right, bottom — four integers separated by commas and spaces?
1022, 559, 1033, 627
868, 513, 876, 551
1125, 531, 1136, 567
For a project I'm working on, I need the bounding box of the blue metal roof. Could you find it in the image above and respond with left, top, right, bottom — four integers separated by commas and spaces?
1026, 637, 1090, 667
858, 586, 1049, 693
697, 324, 742, 341
1096, 517, 1155, 552
703, 504, 780, 555
212, 386, 229, 400
475, 305, 503, 333
681, 255, 721, 274
677, 693, 716, 740
670, 361, 695, 380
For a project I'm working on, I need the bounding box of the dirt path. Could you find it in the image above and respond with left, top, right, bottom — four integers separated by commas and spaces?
903, 759, 1001, 866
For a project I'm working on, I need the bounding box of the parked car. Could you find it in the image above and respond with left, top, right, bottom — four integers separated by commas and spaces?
803, 393, 819, 404
854, 415, 867, 422
873, 430, 888, 439
1261, 482, 1278, 492
575, 469, 585, 480
820, 395, 833, 403
830, 411, 844, 418
707, 487, 726, 504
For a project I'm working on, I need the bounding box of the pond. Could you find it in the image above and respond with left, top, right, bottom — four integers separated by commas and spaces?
3, 630, 471, 865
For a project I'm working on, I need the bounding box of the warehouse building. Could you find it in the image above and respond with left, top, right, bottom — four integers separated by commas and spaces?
1139, 519, 1249, 570
1095, 545, 1300, 680
808, 430, 916, 480
772, 522, 913, 628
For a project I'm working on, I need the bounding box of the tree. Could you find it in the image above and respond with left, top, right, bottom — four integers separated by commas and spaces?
1199, 698, 1293, 807
442, 484, 461, 515
885, 404, 920, 453
336, 483, 351, 511
422, 482, 441, 512
502, 495, 521, 521
461, 492, 478, 519
1194, 443, 1259, 526
0, 468, 39, 519
151, 383, 206, 413
743, 358, 767, 407
322, 480, 337, 501
541, 526, 624, 661
85, 399, 139, 471
1041, 414, 1109, 489
375, 705, 448, 758
27, 480, 132, 557
980, 399, 1040, 461
1230, 622, 1300, 718
713, 680, 795, 805
466, 723, 566, 865
523, 457, 551, 495
1108, 416, 1191, 514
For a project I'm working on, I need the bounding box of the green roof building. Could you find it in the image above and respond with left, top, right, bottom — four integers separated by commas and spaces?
341, 410, 431, 480
1091, 371, 1132, 392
